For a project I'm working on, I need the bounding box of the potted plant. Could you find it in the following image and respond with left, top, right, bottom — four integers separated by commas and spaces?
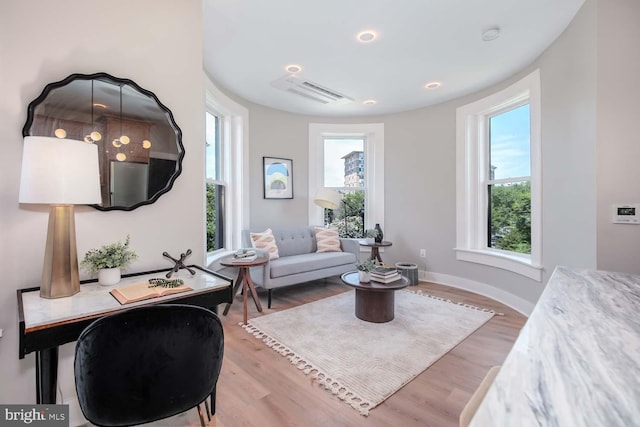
364, 228, 379, 244
356, 258, 376, 283
81, 235, 139, 286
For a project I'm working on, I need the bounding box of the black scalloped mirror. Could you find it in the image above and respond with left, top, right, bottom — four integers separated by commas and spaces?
23, 72, 184, 211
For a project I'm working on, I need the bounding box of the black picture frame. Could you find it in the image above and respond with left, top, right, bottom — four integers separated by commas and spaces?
263, 156, 293, 199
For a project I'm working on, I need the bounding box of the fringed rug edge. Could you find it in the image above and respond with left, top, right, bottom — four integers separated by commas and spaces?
241, 322, 376, 416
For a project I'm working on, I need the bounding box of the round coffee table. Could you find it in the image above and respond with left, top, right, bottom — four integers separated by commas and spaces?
340, 271, 409, 323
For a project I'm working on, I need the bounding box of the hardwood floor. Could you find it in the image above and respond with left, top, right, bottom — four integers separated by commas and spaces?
205, 278, 527, 427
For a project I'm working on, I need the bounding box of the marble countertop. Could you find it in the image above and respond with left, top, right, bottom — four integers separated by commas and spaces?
20, 268, 230, 331
470, 266, 640, 427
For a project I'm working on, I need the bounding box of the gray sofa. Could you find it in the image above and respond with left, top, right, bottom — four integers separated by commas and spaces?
241, 226, 359, 308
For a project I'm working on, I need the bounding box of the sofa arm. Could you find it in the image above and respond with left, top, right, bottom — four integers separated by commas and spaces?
249, 247, 271, 287
340, 238, 360, 258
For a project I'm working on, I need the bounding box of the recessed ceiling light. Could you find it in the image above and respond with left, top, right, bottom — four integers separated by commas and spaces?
357, 30, 377, 43
363, 99, 377, 105
424, 81, 442, 90
481, 26, 500, 41
285, 64, 302, 73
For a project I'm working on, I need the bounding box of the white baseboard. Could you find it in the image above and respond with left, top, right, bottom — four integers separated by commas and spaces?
419, 270, 534, 316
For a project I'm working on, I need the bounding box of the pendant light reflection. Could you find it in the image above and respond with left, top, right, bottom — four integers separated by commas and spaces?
84, 81, 102, 144
116, 153, 127, 162
142, 140, 151, 149
112, 83, 130, 151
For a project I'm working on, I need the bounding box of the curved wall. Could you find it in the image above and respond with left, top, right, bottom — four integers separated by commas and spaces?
240, 0, 598, 315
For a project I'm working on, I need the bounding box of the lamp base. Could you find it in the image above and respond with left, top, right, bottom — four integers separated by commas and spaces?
40, 205, 80, 299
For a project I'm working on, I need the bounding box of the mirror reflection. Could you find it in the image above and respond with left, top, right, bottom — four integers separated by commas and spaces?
23, 73, 184, 211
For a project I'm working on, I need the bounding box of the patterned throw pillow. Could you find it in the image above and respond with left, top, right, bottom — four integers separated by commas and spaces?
250, 228, 280, 260
315, 227, 342, 253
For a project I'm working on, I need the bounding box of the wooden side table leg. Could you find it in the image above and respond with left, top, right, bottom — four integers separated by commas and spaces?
369, 247, 377, 261
223, 269, 244, 316
241, 268, 249, 325
246, 273, 263, 312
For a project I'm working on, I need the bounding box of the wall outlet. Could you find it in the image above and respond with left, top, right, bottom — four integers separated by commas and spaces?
419, 249, 427, 258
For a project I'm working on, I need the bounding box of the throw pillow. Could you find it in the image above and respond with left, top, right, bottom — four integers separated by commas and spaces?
315, 227, 342, 253
250, 228, 280, 260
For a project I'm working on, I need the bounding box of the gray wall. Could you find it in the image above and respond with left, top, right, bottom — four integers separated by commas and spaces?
596, 0, 640, 272
241, 0, 600, 311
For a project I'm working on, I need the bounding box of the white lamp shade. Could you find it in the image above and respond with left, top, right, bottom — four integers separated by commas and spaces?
19, 136, 101, 205
313, 187, 341, 210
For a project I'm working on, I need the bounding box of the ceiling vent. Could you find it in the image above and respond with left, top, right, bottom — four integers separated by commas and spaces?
271, 75, 354, 105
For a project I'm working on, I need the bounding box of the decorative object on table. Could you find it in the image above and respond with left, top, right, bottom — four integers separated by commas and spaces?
356, 258, 376, 283
231, 248, 257, 263
370, 266, 402, 283
395, 262, 419, 285
263, 156, 293, 199
374, 223, 384, 243
242, 291, 495, 416
163, 249, 196, 278
22, 72, 185, 212
18, 137, 102, 298
110, 278, 192, 305
81, 235, 139, 286
364, 228, 379, 244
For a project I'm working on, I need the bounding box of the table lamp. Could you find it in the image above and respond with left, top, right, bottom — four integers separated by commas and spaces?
19, 136, 101, 298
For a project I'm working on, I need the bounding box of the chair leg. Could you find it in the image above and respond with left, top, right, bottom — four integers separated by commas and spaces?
268, 289, 272, 309
204, 399, 211, 421
197, 404, 207, 427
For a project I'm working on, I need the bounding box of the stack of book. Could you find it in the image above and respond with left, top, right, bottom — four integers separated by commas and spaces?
231, 249, 257, 263
370, 266, 401, 283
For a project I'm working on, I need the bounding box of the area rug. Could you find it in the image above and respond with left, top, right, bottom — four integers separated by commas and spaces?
242, 290, 496, 415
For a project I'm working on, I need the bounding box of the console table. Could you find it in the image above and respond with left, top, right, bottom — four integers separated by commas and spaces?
17, 265, 233, 405
469, 266, 640, 426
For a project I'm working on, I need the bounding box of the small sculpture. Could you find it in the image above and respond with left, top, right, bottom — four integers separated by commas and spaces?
163, 249, 196, 278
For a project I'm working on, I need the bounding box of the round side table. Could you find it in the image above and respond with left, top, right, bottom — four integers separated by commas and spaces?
359, 240, 392, 263
220, 256, 268, 325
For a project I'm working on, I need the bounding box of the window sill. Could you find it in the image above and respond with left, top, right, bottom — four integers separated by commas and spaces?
206, 248, 235, 270
454, 248, 542, 281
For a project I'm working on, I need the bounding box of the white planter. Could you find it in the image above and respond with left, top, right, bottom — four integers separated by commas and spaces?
98, 268, 121, 286
358, 271, 371, 283
365, 237, 375, 244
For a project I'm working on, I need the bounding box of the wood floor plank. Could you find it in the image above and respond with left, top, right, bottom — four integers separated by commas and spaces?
168, 278, 526, 426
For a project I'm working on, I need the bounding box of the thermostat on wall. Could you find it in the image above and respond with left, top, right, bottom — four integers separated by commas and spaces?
612, 204, 640, 224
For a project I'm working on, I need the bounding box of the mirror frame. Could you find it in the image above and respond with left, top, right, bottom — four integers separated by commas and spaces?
22, 72, 185, 211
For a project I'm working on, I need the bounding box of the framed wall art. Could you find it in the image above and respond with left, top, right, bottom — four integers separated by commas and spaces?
263, 156, 293, 199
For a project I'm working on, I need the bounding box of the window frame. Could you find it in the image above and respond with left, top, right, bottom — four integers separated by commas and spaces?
455, 70, 542, 281
205, 78, 249, 261
308, 123, 384, 232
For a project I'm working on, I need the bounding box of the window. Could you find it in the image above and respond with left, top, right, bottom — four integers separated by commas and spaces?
455, 70, 541, 281
308, 123, 384, 237
206, 112, 224, 251
323, 138, 365, 237
205, 77, 249, 259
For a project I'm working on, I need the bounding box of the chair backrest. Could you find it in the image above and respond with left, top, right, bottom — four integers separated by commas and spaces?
74, 304, 224, 427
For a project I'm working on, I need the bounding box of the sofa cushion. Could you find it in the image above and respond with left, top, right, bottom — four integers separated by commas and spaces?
270, 227, 317, 257
315, 227, 342, 253
250, 228, 280, 260
270, 252, 356, 279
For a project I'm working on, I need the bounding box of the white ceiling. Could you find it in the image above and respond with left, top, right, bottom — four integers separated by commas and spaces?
203, 0, 585, 117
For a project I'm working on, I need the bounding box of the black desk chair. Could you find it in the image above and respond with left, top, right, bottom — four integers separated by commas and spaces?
74, 304, 224, 427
